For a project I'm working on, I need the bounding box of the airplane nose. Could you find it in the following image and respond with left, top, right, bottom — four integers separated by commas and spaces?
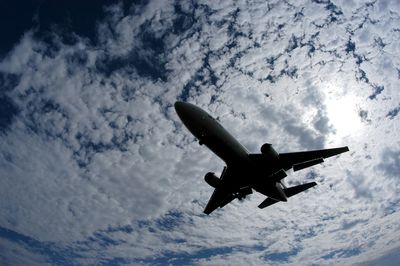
174, 101, 194, 120
174, 101, 191, 122
174, 101, 209, 140
174, 101, 186, 114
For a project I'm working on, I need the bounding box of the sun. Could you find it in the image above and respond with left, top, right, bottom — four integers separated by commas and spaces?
324, 91, 362, 139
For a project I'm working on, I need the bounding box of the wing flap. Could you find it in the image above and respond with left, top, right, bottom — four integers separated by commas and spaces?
293, 158, 324, 172
279, 146, 349, 170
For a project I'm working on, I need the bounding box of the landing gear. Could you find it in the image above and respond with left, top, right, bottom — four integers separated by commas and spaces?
236, 193, 247, 201
236, 187, 253, 201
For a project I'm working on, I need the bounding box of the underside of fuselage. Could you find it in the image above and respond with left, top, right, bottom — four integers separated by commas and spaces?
216, 156, 287, 201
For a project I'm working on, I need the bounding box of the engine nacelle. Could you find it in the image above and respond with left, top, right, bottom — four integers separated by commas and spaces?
204, 172, 220, 188
260, 143, 279, 160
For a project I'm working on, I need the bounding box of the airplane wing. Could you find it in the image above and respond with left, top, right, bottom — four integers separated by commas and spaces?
204, 188, 235, 215
203, 166, 237, 215
279, 146, 349, 171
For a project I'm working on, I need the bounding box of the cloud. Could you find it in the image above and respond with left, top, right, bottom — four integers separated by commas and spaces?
376, 148, 400, 179
0, 0, 400, 265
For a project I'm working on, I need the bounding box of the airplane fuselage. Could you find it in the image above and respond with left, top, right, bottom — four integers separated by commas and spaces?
175, 101, 249, 164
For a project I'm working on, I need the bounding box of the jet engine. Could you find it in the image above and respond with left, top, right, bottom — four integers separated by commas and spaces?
260, 143, 279, 160
204, 172, 220, 188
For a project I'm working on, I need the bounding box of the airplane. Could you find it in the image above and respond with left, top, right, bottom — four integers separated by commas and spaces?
174, 101, 349, 215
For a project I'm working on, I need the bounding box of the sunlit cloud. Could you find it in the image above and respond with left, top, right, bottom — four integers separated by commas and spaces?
0, 0, 399, 265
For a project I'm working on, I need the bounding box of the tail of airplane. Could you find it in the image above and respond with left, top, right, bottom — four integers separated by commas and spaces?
258, 182, 317, 209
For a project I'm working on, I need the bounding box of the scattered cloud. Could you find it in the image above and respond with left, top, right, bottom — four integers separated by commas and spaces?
0, 0, 400, 265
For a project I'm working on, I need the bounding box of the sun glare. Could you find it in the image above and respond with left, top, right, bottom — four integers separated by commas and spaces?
325, 92, 362, 138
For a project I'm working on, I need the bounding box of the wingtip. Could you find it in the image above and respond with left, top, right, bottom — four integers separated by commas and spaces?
203, 207, 212, 215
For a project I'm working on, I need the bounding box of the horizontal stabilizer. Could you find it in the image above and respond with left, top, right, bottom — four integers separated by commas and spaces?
284, 182, 317, 198
258, 197, 279, 209
293, 158, 324, 172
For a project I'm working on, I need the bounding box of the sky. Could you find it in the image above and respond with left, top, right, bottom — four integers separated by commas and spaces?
0, 0, 400, 265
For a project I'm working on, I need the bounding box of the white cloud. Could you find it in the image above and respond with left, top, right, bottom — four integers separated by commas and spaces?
0, 0, 400, 265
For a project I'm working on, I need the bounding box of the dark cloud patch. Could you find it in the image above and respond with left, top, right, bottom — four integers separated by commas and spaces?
286, 35, 301, 53
0, 0, 137, 53
345, 38, 356, 55
383, 199, 400, 216
325, 2, 343, 17
306, 38, 318, 57
96, 15, 171, 80
107, 224, 134, 234
85, 230, 125, 248
173, 3, 196, 34
356, 69, 369, 83
65, 49, 89, 69
284, 122, 325, 149
0, 96, 19, 134
17, 98, 69, 141
340, 218, 368, 231
374, 37, 386, 49
96, 44, 168, 81
368, 85, 384, 100
138, 243, 266, 265
310, 0, 344, 27
264, 248, 299, 262
347, 171, 373, 199
266, 56, 277, 69
322, 248, 361, 260
32, 0, 131, 45
73, 131, 123, 168
313, 110, 332, 134
386, 105, 400, 120
0, 226, 78, 265
155, 211, 185, 231
139, 246, 235, 265
376, 149, 400, 179
280, 65, 298, 79
0, 0, 40, 57
264, 60, 298, 83
359, 109, 371, 123
227, 8, 242, 39
360, 248, 400, 266
0, 73, 20, 92
345, 38, 367, 67
293, 9, 304, 22
178, 50, 221, 101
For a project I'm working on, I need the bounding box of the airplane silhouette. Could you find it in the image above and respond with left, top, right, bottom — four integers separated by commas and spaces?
175, 101, 349, 214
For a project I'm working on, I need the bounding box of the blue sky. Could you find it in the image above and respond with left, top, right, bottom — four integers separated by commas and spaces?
1, 0, 400, 265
